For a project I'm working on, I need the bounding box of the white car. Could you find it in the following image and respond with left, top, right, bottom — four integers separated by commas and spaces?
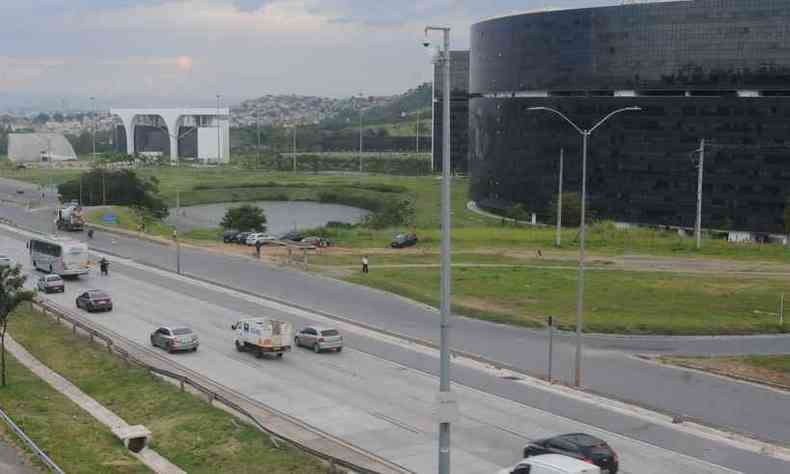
0, 255, 14, 268
498, 454, 601, 474
246, 233, 275, 246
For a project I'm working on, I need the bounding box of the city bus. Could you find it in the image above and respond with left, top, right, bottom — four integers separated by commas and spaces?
28, 236, 91, 276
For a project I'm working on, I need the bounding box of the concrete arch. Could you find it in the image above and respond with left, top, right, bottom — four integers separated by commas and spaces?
110, 108, 229, 165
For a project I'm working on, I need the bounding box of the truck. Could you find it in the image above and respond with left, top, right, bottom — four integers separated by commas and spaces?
55, 205, 86, 231
232, 318, 293, 358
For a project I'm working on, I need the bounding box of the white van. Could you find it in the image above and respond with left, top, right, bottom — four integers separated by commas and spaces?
498, 454, 601, 474
231, 318, 293, 358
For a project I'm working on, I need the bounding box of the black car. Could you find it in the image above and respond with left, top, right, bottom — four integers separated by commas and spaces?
223, 230, 240, 243
524, 433, 618, 473
233, 231, 252, 244
279, 230, 305, 242
76, 290, 113, 312
390, 232, 418, 249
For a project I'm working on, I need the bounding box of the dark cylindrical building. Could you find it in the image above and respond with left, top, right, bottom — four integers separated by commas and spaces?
469, 0, 790, 233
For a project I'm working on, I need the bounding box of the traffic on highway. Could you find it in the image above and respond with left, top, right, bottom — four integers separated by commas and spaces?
0, 224, 785, 473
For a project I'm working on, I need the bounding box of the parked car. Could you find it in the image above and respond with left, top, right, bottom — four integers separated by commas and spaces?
498, 454, 601, 474
390, 232, 418, 249
294, 326, 343, 353
223, 230, 240, 243
0, 255, 14, 268
76, 290, 113, 312
524, 434, 618, 474
278, 230, 305, 242
302, 236, 331, 247
233, 231, 252, 244
37, 274, 65, 293
150, 326, 199, 353
247, 233, 276, 246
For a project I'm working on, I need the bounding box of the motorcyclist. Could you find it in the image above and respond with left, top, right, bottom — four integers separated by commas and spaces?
99, 257, 109, 276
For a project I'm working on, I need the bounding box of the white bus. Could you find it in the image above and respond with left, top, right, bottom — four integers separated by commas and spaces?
28, 236, 91, 276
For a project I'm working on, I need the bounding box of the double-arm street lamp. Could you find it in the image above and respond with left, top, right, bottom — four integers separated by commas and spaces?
527, 106, 641, 387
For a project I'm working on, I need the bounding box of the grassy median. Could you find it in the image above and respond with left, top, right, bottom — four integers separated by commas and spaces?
660, 355, 790, 388
346, 265, 790, 335
6, 305, 326, 474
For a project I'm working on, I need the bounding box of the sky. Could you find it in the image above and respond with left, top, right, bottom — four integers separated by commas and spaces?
0, 0, 629, 108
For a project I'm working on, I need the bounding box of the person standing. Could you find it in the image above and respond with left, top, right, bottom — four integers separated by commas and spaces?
255, 240, 263, 259
361, 255, 369, 274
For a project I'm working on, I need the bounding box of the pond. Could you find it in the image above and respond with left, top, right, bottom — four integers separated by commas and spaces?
165, 201, 370, 236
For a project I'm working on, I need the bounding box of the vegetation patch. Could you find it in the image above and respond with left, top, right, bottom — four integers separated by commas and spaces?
7, 306, 327, 474
660, 355, 790, 389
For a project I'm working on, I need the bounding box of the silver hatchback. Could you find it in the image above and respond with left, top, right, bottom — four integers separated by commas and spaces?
37, 274, 65, 293
294, 326, 343, 353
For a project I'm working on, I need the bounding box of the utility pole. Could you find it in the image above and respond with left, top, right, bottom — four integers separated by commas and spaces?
416, 111, 421, 154
292, 126, 297, 172
358, 92, 364, 172
256, 110, 261, 168
556, 148, 564, 248
90, 96, 96, 161
426, 25, 456, 474
216, 94, 222, 162
695, 139, 705, 250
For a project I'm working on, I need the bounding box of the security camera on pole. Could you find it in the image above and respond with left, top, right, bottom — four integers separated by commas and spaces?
424, 25, 457, 474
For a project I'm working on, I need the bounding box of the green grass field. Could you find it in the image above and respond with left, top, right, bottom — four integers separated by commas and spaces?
345, 265, 790, 335
0, 351, 150, 473
6, 306, 327, 474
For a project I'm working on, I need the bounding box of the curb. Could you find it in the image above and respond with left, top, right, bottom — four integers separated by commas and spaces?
639, 355, 790, 393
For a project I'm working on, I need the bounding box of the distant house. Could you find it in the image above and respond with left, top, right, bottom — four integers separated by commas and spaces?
8, 133, 77, 162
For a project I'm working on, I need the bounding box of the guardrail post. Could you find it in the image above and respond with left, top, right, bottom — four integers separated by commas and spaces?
206, 392, 214, 405
106, 341, 112, 353
180, 378, 185, 392
72, 322, 77, 335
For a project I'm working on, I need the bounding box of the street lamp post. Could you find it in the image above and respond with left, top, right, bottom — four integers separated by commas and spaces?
292, 125, 297, 172
528, 106, 641, 387
90, 96, 96, 161
216, 94, 222, 162
556, 148, 564, 248
426, 25, 455, 474
357, 93, 364, 172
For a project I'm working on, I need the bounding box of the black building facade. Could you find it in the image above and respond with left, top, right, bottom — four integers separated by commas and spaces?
468, 0, 790, 233
433, 50, 470, 173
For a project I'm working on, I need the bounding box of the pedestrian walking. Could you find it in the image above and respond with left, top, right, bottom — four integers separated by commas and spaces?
255, 240, 263, 259
361, 255, 369, 274
99, 257, 109, 276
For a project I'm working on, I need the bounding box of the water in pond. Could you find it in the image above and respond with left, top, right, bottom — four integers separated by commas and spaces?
165, 201, 370, 236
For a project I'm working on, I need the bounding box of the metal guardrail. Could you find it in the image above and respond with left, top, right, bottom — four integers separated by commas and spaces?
0, 404, 65, 474
32, 298, 406, 474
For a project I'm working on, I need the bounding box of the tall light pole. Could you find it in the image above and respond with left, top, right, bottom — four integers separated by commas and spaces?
556, 148, 564, 247
416, 111, 421, 154
426, 25, 455, 474
90, 96, 96, 161
528, 106, 641, 387
694, 139, 706, 250
216, 94, 222, 162
256, 110, 261, 168
357, 92, 364, 172
292, 125, 297, 172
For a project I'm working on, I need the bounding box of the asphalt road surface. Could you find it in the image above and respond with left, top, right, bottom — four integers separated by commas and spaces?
0, 176, 789, 448
2, 234, 788, 473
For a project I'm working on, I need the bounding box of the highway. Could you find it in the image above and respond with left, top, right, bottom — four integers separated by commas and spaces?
2, 228, 790, 473
1, 175, 789, 449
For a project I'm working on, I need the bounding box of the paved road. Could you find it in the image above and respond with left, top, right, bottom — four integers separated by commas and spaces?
0, 438, 38, 474
2, 234, 787, 474
0, 176, 789, 446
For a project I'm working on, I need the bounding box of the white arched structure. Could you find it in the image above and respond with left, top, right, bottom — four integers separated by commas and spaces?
111, 108, 230, 164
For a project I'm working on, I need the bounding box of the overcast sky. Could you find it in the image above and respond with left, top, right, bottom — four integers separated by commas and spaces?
1, 0, 627, 107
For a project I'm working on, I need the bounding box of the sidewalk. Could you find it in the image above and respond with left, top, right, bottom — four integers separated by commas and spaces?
0, 438, 37, 474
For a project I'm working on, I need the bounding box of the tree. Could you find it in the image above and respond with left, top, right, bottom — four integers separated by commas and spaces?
58, 169, 168, 218
221, 204, 267, 232
0, 264, 34, 387
546, 192, 586, 227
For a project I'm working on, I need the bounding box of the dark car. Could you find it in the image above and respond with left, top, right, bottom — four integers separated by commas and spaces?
76, 290, 113, 312
222, 230, 240, 243
301, 236, 332, 248
279, 230, 305, 242
390, 232, 418, 249
233, 231, 252, 244
524, 433, 618, 473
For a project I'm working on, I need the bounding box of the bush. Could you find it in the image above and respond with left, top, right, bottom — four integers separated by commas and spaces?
364, 198, 415, 229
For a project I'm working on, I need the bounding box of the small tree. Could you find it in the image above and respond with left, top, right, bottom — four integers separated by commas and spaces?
221, 204, 267, 232
0, 264, 34, 387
